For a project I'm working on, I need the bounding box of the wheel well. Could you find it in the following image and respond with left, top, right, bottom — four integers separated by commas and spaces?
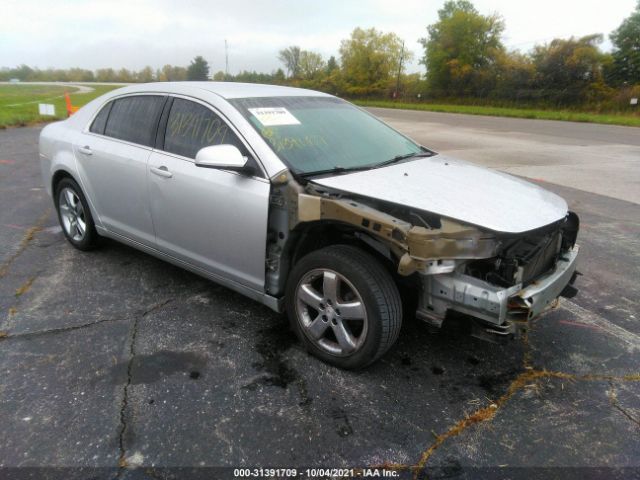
267, 221, 401, 298
51, 170, 74, 194
286, 223, 420, 318
290, 222, 397, 277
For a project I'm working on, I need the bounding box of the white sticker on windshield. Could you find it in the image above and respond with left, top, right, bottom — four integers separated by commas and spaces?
248, 107, 301, 126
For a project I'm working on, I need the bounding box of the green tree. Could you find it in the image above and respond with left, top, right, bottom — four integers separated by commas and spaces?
326, 55, 339, 74
609, 0, 640, 85
159, 64, 188, 81
401, 72, 425, 99
212, 70, 226, 81
95, 68, 117, 82
278, 46, 302, 78
493, 51, 535, 100
12, 64, 34, 81
116, 68, 134, 82
174, 67, 188, 81
273, 68, 286, 84
298, 51, 325, 79
187, 56, 210, 81
67, 68, 94, 82
419, 0, 505, 97
532, 34, 608, 104
339, 27, 411, 96
234, 70, 270, 82
136, 66, 154, 82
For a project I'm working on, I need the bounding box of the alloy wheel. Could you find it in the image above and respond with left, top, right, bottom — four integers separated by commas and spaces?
295, 268, 368, 356
59, 187, 86, 242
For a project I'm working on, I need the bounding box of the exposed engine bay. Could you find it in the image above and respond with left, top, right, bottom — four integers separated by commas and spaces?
465, 212, 579, 289
265, 170, 580, 337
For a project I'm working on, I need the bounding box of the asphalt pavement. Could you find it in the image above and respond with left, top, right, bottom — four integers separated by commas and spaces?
0, 117, 638, 479
367, 107, 640, 205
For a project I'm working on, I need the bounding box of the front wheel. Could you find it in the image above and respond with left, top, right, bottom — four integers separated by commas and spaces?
285, 245, 402, 369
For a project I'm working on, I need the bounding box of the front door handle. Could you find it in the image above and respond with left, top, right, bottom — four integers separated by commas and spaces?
78, 145, 92, 155
150, 166, 173, 178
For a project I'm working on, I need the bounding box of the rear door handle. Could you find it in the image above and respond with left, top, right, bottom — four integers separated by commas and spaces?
78, 146, 92, 155
150, 166, 173, 178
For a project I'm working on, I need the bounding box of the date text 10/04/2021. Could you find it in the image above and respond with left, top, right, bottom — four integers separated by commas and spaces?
233, 468, 400, 478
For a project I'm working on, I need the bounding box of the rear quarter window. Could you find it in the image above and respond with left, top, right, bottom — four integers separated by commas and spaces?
103, 95, 165, 147
89, 102, 112, 135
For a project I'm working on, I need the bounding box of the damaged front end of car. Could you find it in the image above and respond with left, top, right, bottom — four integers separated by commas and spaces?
416, 212, 580, 339
266, 170, 580, 340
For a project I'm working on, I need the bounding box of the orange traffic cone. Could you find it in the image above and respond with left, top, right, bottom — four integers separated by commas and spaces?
65, 92, 79, 117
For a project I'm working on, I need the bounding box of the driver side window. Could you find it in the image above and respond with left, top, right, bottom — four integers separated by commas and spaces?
163, 98, 247, 160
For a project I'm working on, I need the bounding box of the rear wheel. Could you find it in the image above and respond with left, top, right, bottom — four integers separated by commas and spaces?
286, 245, 402, 369
55, 177, 99, 250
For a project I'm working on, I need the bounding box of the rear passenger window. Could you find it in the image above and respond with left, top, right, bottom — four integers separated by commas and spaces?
90, 102, 112, 134
164, 98, 246, 159
104, 96, 165, 147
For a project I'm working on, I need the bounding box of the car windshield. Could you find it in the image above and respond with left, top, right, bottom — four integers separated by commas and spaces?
228, 96, 422, 175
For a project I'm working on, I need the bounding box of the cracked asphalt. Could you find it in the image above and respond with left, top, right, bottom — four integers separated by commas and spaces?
1, 124, 639, 479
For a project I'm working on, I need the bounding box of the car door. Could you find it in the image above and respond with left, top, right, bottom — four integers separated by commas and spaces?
76, 94, 166, 246
147, 97, 270, 291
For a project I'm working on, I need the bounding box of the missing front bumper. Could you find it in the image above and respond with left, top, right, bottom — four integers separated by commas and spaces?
417, 246, 580, 328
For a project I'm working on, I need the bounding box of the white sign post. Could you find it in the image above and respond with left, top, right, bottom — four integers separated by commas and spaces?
38, 104, 55, 116
630, 98, 638, 106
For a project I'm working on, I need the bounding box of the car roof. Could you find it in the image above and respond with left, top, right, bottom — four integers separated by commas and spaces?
115, 81, 333, 99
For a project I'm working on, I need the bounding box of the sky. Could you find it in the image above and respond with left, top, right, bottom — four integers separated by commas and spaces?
1, 0, 637, 74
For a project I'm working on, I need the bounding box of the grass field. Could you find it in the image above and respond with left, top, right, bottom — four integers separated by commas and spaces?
355, 99, 640, 127
0, 83, 122, 128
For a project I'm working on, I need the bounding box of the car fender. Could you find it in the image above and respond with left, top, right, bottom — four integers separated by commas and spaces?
43, 124, 105, 230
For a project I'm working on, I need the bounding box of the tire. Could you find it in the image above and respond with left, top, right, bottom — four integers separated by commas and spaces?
54, 177, 99, 251
286, 245, 402, 369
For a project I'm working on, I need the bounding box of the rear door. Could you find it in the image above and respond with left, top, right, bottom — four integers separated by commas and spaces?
76, 95, 166, 246
147, 96, 270, 291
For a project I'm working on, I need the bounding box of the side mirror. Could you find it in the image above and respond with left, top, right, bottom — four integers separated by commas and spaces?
195, 145, 248, 172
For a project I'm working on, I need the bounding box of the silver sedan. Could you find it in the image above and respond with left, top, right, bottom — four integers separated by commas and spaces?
40, 82, 580, 369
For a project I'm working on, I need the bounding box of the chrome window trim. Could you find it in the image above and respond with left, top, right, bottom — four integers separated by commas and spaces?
82, 130, 155, 152
82, 91, 269, 181
82, 92, 167, 150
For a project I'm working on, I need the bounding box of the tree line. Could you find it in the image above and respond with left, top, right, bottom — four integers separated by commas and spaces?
418, 0, 639, 108
2, 0, 639, 110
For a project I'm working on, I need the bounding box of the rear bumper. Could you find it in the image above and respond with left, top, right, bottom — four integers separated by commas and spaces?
417, 246, 580, 326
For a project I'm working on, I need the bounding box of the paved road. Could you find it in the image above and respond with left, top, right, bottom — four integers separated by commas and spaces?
367, 107, 640, 205
1, 82, 95, 107
0, 124, 638, 479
